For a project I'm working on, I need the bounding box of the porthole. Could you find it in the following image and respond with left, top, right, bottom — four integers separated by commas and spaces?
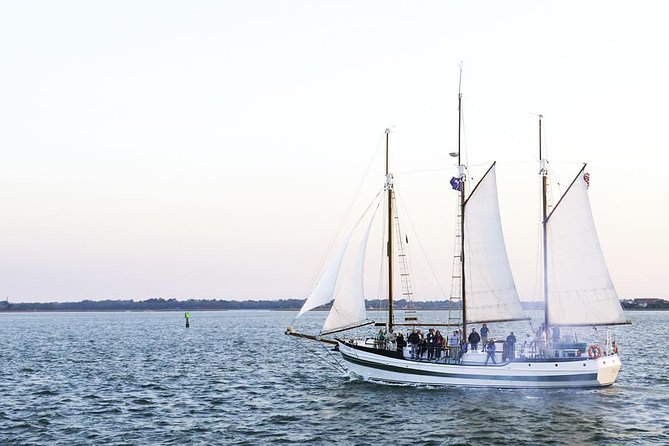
554, 364, 558, 367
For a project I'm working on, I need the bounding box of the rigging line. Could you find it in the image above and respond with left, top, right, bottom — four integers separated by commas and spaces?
287, 335, 345, 374
393, 167, 451, 175
461, 99, 470, 170
301, 133, 387, 299
394, 188, 448, 299
318, 341, 347, 373
375, 191, 387, 316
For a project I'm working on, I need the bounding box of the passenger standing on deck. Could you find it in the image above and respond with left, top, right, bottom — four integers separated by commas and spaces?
435, 330, 444, 359
506, 332, 517, 360
480, 324, 489, 350
468, 328, 481, 351
418, 330, 426, 359
484, 340, 497, 365
426, 328, 436, 360
376, 328, 386, 349
408, 329, 420, 360
396, 332, 406, 352
448, 330, 460, 359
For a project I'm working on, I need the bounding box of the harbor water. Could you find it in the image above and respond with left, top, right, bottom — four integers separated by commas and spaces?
1, 310, 667, 445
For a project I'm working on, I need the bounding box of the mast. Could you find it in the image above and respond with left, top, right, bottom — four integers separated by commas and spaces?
539, 115, 549, 332
458, 65, 467, 339
385, 128, 394, 333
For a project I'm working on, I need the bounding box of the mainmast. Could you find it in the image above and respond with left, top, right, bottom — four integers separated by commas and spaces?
385, 128, 394, 333
539, 115, 549, 332
458, 65, 467, 339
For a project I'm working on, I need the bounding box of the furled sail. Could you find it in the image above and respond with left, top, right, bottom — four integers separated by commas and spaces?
321, 203, 378, 335
545, 168, 629, 326
463, 163, 526, 323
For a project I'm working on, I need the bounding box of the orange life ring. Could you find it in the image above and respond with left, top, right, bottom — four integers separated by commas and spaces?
587, 345, 601, 359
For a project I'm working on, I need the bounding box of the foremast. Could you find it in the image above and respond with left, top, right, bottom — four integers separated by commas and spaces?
385, 128, 395, 333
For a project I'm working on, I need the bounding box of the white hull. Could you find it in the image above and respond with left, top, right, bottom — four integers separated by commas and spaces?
338, 341, 621, 388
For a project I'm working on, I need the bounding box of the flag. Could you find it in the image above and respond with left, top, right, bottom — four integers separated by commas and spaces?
584, 172, 590, 188
450, 176, 462, 191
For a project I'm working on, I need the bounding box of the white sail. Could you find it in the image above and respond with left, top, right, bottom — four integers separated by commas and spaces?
296, 229, 354, 318
546, 170, 628, 326
321, 204, 377, 334
463, 163, 525, 323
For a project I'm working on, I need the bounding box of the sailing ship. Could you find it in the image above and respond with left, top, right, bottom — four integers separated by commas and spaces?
286, 75, 629, 388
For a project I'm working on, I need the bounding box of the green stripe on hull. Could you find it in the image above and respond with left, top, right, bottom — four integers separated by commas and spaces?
341, 351, 597, 383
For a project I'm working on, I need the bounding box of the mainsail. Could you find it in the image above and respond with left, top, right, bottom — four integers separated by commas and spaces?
463, 163, 525, 324
545, 168, 628, 326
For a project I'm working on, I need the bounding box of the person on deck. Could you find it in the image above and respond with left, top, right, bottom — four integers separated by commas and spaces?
435, 330, 444, 359
468, 328, 481, 351
506, 332, 517, 361
396, 332, 406, 352
376, 328, 386, 349
418, 331, 426, 359
484, 340, 497, 365
408, 329, 420, 360
448, 331, 460, 360
426, 328, 436, 360
480, 324, 489, 351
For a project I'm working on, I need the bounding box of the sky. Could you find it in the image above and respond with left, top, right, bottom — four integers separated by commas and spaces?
1, 1, 668, 303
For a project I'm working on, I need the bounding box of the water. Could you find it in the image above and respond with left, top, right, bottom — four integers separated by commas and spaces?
1, 310, 667, 445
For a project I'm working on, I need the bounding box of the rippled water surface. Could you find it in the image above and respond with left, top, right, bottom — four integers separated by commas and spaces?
1, 310, 668, 445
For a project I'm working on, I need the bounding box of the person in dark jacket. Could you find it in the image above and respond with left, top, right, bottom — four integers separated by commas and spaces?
396, 332, 406, 352
426, 328, 436, 360
506, 332, 517, 361
468, 328, 481, 351
408, 329, 420, 360
484, 340, 497, 365
435, 330, 444, 359
480, 323, 489, 351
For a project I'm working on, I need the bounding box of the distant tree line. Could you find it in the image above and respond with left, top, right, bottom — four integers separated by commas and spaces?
0, 298, 464, 312
1, 297, 662, 312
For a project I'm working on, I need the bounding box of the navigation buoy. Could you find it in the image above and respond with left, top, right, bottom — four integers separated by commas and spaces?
185, 311, 190, 328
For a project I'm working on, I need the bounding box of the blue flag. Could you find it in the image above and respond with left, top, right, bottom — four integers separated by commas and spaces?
450, 176, 462, 191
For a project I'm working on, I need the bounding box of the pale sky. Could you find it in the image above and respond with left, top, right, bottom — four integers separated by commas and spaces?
1, 1, 667, 303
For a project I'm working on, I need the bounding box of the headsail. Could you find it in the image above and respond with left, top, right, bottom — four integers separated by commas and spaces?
463, 163, 525, 324
321, 201, 378, 335
296, 194, 381, 319
545, 167, 629, 326
296, 227, 355, 318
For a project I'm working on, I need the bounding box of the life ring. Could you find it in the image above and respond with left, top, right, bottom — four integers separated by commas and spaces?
587, 345, 602, 359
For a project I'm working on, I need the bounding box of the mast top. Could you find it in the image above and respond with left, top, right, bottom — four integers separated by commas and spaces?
458, 61, 463, 97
